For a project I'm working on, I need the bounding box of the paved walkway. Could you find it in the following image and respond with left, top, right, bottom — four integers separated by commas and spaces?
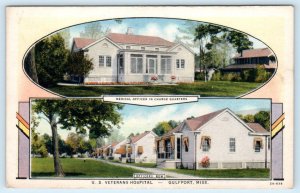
96, 159, 199, 179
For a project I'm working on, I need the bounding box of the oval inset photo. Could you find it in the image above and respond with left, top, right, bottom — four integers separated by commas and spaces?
23, 18, 277, 97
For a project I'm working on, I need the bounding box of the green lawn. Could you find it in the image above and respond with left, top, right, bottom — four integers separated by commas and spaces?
31, 158, 147, 177
107, 160, 157, 168
49, 81, 261, 97
128, 163, 157, 168
164, 168, 270, 178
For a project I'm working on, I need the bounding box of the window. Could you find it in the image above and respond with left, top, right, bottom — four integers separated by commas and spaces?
126, 46, 131, 49
201, 136, 211, 152
106, 56, 111, 67
155, 48, 159, 51
267, 137, 270, 150
176, 59, 185, 69
130, 54, 143, 74
99, 55, 111, 67
141, 47, 145, 50
181, 59, 185, 68
254, 138, 263, 152
161, 56, 172, 74
255, 141, 262, 152
176, 59, 180, 68
99, 56, 105, 67
229, 138, 236, 152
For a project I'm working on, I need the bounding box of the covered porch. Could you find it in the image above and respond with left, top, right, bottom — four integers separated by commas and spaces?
156, 134, 182, 161
117, 50, 177, 83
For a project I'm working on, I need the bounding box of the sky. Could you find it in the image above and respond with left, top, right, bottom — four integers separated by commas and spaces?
60, 18, 267, 52
33, 99, 271, 140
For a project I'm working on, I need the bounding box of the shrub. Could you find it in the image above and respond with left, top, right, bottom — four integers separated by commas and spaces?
255, 66, 272, 82
200, 156, 210, 168
211, 71, 222, 81
195, 72, 205, 81
222, 73, 235, 81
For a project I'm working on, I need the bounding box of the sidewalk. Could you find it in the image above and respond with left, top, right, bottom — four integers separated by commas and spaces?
96, 159, 199, 179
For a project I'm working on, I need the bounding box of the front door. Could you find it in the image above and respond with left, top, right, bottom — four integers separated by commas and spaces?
147, 58, 157, 74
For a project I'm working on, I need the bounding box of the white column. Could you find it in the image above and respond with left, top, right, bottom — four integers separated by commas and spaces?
157, 54, 160, 75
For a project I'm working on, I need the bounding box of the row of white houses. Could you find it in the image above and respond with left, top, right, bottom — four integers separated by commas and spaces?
95, 108, 271, 169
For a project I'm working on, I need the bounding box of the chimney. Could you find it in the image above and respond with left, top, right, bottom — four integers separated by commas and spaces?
126, 27, 133, 35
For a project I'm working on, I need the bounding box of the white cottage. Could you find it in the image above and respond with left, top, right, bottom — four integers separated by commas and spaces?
156, 108, 271, 169
71, 29, 195, 83
113, 131, 158, 163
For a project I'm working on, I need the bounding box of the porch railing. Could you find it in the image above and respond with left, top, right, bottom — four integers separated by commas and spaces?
157, 152, 174, 159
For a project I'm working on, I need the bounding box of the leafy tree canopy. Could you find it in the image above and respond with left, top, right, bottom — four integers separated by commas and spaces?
34, 34, 69, 87
33, 100, 124, 139
152, 120, 179, 136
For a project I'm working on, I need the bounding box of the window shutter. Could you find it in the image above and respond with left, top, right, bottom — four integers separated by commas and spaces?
170, 136, 175, 150
137, 146, 144, 154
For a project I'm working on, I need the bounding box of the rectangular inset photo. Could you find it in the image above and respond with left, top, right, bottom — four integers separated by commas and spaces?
30, 98, 271, 179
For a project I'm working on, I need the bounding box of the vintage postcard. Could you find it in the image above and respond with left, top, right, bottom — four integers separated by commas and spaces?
6, 6, 294, 188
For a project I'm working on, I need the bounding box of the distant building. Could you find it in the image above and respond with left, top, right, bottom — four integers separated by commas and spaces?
222, 48, 277, 72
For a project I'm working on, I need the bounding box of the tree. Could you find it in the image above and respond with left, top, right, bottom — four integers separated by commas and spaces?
33, 34, 69, 87
106, 128, 125, 144
24, 48, 39, 83
168, 120, 179, 129
152, 121, 175, 136
226, 31, 253, 53
65, 132, 83, 155
80, 22, 105, 39
254, 111, 270, 131
194, 23, 253, 79
32, 99, 123, 176
57, 28, 71, 49
194, 24, 225, 74
65, 51, 94, 83
238, 114, 255, 123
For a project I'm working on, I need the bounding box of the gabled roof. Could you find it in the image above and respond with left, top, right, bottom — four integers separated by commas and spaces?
106, 33, 175, 47
130, 131, 152, 144
185, 109, 226, 131
160, 108, 270, 137
167, 42, 195, 54
233, 48, 273, 58
246, 123, 268, 133
73, 38, 97, 49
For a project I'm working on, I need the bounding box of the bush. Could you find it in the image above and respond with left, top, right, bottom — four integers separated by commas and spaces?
255, 66, 272, 82
222, 73, 234, 81
108, 156, 114, 160
195, 72, 206, 81
200, 156, 210, 168
211, 71, 222, 81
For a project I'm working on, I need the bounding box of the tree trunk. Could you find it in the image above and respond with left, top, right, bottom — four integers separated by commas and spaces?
50, 114, 65, 177
199, 47, 202, 72
30, 47, 39, 83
